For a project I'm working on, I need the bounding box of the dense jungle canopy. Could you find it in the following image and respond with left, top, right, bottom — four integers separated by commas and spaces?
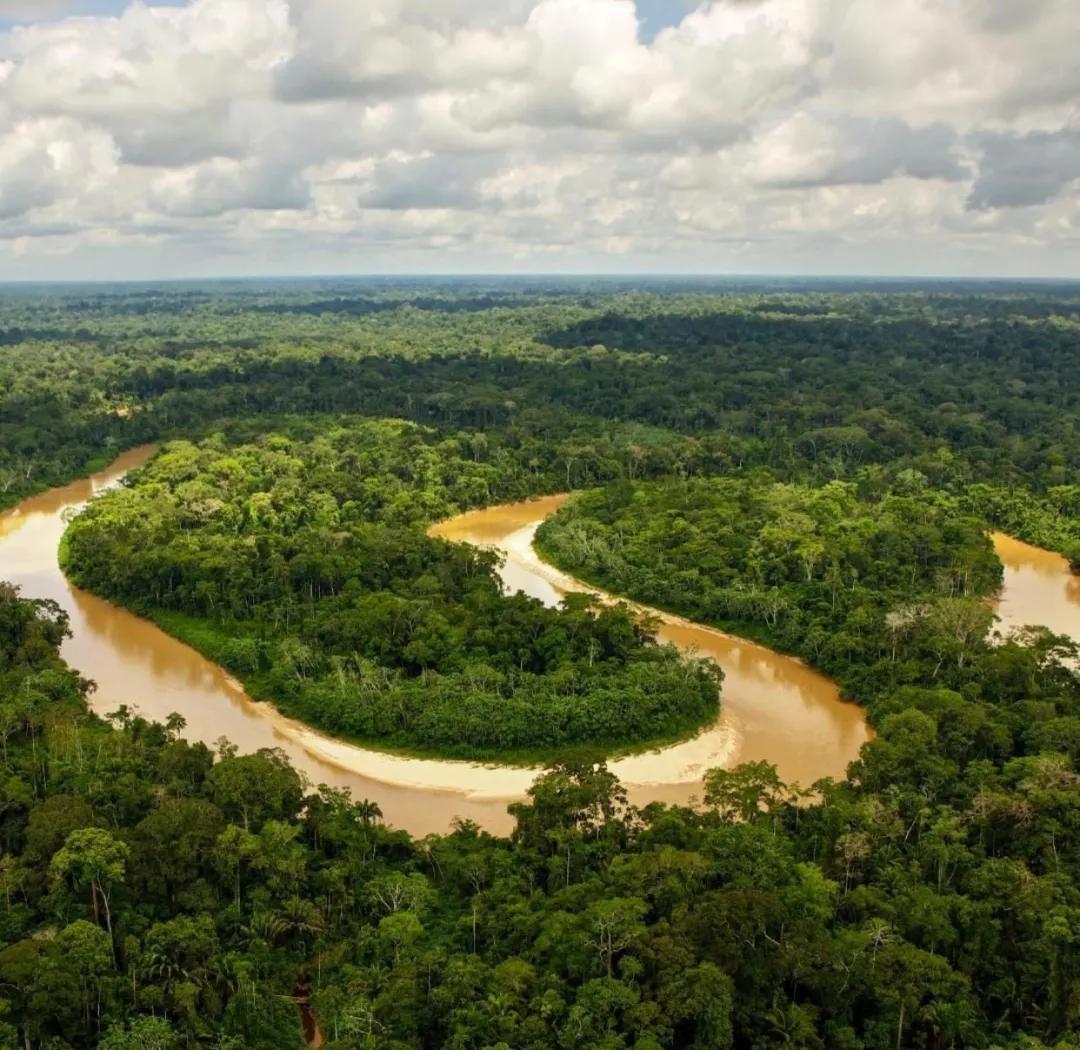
0, 278, 1078, 1049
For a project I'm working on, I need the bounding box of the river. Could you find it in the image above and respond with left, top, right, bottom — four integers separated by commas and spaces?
990, 531, 1080, 642
429, 495, 871, 790
0, 451, 1075, 835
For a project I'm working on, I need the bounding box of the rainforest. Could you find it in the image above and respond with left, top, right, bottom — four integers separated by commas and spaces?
0, 278, 1078, 1050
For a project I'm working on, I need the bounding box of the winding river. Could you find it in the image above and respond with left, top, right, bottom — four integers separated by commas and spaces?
0, 449, 1076, 836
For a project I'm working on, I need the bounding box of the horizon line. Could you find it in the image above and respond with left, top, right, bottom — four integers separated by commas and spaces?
1, 272, 1079, 287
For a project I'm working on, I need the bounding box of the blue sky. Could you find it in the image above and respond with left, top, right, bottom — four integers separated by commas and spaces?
635, 0, 688, 40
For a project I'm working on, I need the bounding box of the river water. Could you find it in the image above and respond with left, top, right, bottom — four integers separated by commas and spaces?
0, 452, 1075, 835
430, 496, 871, 790
990, 531, 1080, 642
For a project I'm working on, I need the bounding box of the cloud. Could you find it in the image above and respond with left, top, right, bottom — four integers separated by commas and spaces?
0, 0, 1077, 277
354, 153, 498, 211
275, 0, 532, 102
748, 114, 965, 189
149, 157, 309, 217
0, 117, 117, 220
969, 127, 1080, 210
2, 0, 290, 162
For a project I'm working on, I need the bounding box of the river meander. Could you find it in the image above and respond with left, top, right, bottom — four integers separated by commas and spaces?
0, 450, 1075, 835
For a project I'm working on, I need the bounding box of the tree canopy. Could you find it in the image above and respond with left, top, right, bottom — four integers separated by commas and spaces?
62, 422, 719, 760
1, 277, 1079, 1048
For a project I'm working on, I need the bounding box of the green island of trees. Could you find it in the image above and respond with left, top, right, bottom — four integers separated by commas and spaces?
61, 420, 719, 760
536, 475, 1011, 709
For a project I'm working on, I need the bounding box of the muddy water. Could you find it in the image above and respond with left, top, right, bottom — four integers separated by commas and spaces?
5, 455, 1072, 837
0, 449, 523, 836
991, 532, 1080, 642
432, 496, 873, 790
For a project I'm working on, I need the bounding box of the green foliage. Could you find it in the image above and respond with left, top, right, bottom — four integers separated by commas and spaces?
1, 280, 1080, 1048
98, 1017, 178, 1050
3, 278, 1079, 562
61, 423, 719, 759
0, 507, 1076, 1047
538, 475, 1013, 707
966, 483, 1080, 571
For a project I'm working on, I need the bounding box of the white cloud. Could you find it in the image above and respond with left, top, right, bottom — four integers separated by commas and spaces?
746, 113, 964, 189
149, 156, 308, 217
0, 0, 1076, 277
2, 0, 290, 162
0, 116, 117, 219
275, 0, 532, 102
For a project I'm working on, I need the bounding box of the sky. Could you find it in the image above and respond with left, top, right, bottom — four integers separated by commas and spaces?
0, 0, 1077, 281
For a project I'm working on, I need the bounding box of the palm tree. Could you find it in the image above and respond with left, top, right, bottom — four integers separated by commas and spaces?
354, 799, 383, 828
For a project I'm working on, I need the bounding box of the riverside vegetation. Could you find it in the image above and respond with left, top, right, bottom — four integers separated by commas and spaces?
536, 476, 1009, 709
61, 421, 719, 760
0, 278, 1078, 1048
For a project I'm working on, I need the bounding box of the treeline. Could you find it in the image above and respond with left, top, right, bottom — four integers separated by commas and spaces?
61, 421, 719, 759
2, 281, 1079, 561
965, 483, 1080, 571
536, 476, 1025, 710
1, 576, 1078, 1047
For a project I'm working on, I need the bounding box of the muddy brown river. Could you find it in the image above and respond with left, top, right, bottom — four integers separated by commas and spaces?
0, 451, 1075, 835
990, 531, 1080, 642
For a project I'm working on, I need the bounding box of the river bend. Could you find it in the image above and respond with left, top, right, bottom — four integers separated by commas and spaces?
1, 452, 1075, 835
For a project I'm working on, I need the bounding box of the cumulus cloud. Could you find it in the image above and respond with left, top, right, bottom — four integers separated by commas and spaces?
0, 117, 117, 219
2, 0, 290, 162
276, 0, 532, 102
969, 127, 1080, 210
149, 157, 309, 217
747, 114, 965, 190
0, 0, 1076, 277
